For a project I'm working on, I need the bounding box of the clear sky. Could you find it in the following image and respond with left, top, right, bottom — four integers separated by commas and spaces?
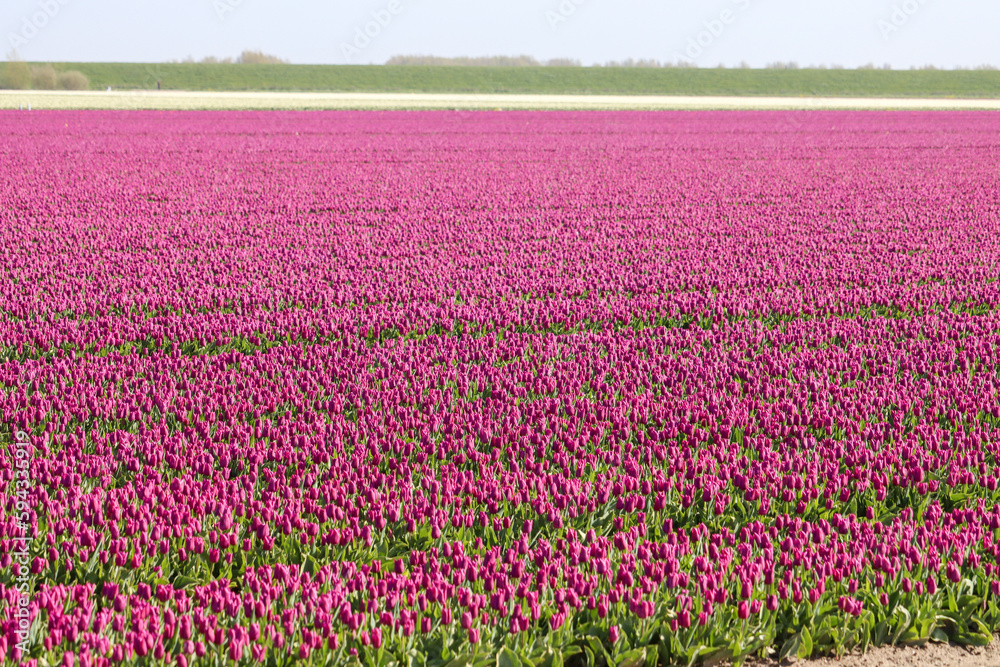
3, 0, 998, 69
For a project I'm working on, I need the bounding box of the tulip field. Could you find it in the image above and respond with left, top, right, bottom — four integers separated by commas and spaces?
3, 110, 1000, 666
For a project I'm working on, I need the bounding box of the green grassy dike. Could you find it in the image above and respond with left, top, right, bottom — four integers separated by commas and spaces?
25, 63, 1000, 97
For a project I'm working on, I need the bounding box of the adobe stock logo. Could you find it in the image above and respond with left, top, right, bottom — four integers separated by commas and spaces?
545, 0, 587, 31
340, 1, 406, 60
673, 0, 754, 65
212, 0, 246, 22
876, 0, 931, 39
7, 0, 72, 52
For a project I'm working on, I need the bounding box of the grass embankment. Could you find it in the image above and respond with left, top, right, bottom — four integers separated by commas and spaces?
29, 64, 1000, 97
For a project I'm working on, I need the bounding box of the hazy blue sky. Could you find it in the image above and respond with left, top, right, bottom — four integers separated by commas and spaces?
3, 0, 998, 68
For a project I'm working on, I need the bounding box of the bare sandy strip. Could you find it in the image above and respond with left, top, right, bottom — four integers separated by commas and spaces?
2, 90, 1000, 110
750, 639, 1000, 667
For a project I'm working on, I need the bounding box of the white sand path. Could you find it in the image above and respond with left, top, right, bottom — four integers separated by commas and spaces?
3, 90, 1000, 110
